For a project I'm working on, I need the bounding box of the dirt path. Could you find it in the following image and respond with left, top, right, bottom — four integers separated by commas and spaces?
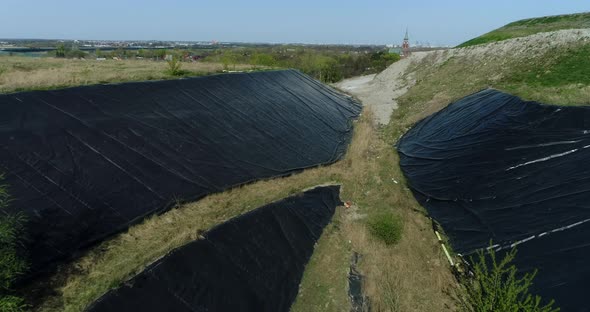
335, 52, 428, 125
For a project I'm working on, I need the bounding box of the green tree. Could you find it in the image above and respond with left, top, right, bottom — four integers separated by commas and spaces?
221, 51, 238, 70
55, 44, 66, 58
251, 53, 277, 69
319, 59, 342, 83
456, 247, 559, 312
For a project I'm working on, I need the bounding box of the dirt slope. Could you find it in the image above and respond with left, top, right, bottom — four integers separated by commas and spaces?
334, 52, 427, 125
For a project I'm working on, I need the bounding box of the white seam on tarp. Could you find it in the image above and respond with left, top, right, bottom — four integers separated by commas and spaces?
506, 149, 579, 171
506, 144, 590, 171
505, 140, 580, 151
487, 217, 590, 252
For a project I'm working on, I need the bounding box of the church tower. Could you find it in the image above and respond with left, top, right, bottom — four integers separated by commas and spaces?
402, 28, 411, 57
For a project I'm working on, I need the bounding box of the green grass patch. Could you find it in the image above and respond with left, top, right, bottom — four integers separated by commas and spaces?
506, 13, 589, 27
492, 43, 590, 105
367, 213, 402, 245
458, 32, 515, 48
506, 45, 590, 87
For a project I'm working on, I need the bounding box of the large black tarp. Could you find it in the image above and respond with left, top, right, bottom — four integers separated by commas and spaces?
0, 70, 361, 275
86, 185, 341, 312
398, 89, 590, 311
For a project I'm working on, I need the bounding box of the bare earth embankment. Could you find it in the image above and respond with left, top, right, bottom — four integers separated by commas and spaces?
335, 52, 427, 125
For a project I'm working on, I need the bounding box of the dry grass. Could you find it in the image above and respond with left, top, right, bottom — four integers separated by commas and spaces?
30, 106, 457, 312
36, 165, 340, 311
293, 109, 457, 312
0, 56, 255, 94
290, 212, 351, 312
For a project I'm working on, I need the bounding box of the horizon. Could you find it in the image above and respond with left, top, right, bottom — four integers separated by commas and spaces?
1, 1, 590, 46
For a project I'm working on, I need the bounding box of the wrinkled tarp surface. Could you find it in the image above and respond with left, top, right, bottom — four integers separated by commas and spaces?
0, 70, 361, 275
86, 185, 341, 312
398, 89, 590, 311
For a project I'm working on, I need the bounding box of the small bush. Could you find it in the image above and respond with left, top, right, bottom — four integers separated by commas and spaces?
367, 213, 402, 245
456, 247, 559, 312
0, 180, 28, 312
166, 56, 184, 76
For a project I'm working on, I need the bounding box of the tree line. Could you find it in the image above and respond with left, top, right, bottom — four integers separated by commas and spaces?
50, 44, 401, 83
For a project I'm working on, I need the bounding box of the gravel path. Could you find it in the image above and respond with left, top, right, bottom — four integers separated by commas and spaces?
334, 52, 428, 125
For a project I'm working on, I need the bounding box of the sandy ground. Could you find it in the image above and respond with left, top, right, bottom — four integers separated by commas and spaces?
335, 52, 428, 125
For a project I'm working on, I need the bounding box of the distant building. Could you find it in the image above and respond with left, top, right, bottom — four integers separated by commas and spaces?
389, 47, 402, 55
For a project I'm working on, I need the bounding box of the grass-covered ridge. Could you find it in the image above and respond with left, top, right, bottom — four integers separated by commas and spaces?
458, 12, 590, 47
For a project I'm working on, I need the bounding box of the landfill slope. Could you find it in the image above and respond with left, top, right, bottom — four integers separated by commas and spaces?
86, 185, 341, 312
0, 70, 361, 275
398, 89, 590, 311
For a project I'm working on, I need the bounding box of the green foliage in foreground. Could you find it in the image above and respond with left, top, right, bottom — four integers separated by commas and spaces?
367, 213, 402, 245
456, 248, 559, 312
0, 181, 28, 312
458, 12, 590, 47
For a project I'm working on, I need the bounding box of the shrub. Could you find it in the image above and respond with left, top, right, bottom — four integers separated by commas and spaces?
166, 56, 184, 76
367, 213, 402, 245
0, 295, 27, 312
456, 247, 559, 312
66, 50, 88, 59
55, 44, 66, 58
0, 180, 28, 312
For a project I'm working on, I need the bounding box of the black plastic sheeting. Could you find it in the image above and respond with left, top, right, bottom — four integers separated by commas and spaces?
398, 89, 590, 311
86, 185, 341, 312
0, 70, 361, 275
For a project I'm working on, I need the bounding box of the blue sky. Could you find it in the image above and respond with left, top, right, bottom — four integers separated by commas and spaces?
1, 1, 589, 46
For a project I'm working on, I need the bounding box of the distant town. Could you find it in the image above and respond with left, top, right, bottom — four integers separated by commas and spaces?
0, 38, 448, 54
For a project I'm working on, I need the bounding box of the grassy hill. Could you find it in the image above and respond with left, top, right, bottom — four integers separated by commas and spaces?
458, 12, 590, 47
